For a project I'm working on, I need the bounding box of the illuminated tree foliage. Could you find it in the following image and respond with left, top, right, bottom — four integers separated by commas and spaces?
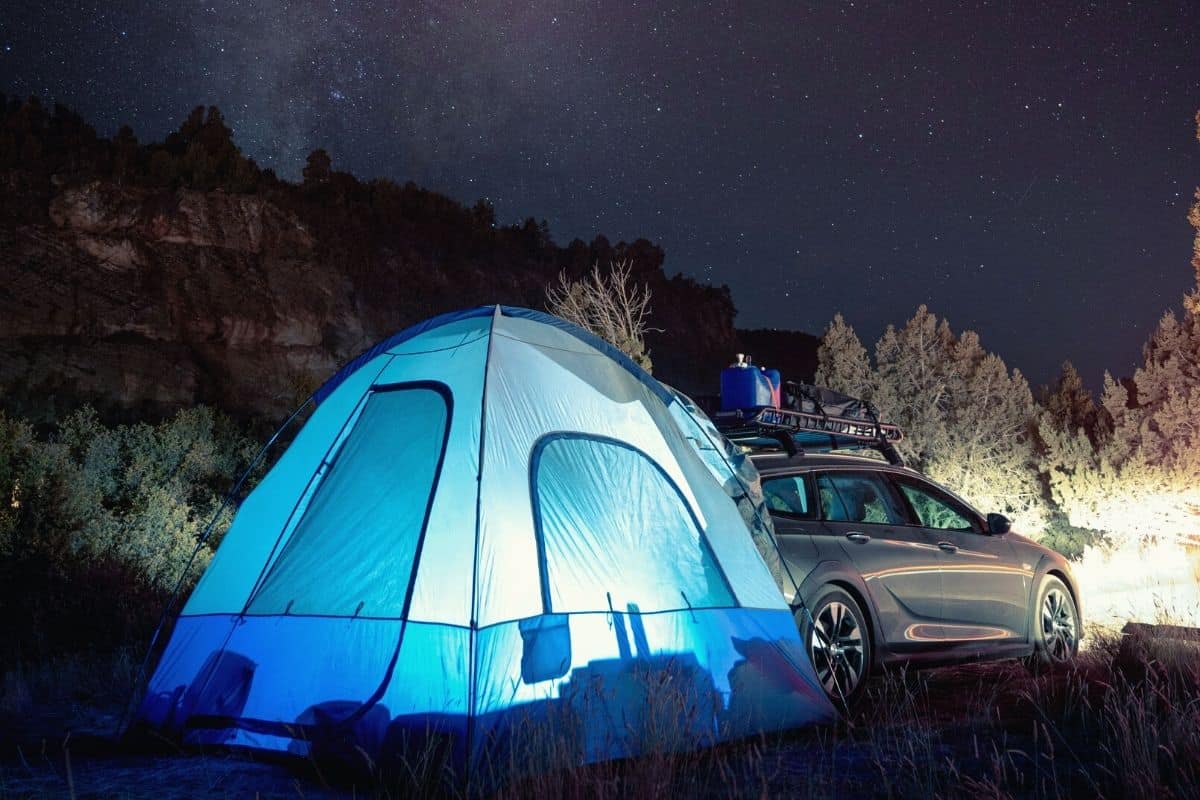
814, 313, 872, 399
816, 306, 1049, 533
1037, 112, 1200, 545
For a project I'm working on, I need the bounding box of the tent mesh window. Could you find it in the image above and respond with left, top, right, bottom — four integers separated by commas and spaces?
532, 435, 734, 615
247, 385, 450, 618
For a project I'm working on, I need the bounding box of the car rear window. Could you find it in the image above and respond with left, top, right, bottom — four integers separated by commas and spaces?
762, 474, 817, 519
816, 471, 906, 525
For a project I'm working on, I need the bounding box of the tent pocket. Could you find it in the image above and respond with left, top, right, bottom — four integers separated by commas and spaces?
519, 613, 571, 684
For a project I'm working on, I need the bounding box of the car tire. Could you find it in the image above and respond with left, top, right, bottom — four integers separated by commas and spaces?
1023, 575, 1079, 673
798, 585, 872, 710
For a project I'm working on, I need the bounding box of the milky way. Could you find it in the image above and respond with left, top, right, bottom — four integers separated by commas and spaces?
3, 1, 1199, 387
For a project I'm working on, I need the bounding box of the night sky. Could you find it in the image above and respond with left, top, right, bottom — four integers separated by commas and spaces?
3, 1, 1198, 389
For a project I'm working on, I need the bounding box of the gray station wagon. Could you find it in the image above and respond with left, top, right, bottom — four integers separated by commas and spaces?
751, 451, 1081, 708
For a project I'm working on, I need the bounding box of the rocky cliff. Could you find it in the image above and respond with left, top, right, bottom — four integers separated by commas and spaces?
1, 180, 362, 420
0, 100, 769, 422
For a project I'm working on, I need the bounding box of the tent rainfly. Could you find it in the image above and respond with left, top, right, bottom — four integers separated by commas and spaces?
135, 306, 834, 779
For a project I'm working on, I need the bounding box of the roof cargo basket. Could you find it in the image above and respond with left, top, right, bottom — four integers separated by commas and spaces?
712, 381, 905, 465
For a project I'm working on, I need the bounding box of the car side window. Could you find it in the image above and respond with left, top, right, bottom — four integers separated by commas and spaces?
816, 471, 906, 525
762, 474, 816, 519
893, 476, 981, 533
815, 474, 849, 521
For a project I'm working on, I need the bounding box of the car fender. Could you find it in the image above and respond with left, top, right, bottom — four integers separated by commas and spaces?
1026, 553, 1084, 643
794, 560, 887, 671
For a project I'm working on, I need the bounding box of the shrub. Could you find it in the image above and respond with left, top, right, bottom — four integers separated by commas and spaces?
0, 406, 255, 662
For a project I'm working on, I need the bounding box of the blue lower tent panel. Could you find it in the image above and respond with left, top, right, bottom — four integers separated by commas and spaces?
139, 615, 469, 761
471, 606, 832, 775
139, 607, 831, 774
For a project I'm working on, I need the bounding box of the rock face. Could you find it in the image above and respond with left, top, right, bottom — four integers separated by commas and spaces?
0, 99, 757, 424
1, 181, 364, 421
0, 176, 757, 423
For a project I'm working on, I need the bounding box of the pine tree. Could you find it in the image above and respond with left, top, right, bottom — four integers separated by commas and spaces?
870, 306, 955, 468
813, 313, 872, 398
1129, 310, 1200, 476
1041, 362, 1099, 442
816, 306, 1049, 532
1040, 112, 1200, 543
303, 148, 333, 186
1186, 110, 1200, 317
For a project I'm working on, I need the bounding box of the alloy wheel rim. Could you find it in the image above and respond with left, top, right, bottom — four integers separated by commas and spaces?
1041, 587, 1077, 662
809, 600, 866, 698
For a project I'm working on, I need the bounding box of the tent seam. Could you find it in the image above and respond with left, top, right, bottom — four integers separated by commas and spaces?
172, 603, 797, 626
465, 305, 498, 783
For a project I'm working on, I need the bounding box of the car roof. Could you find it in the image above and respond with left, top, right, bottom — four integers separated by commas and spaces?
749, 450, 919, 477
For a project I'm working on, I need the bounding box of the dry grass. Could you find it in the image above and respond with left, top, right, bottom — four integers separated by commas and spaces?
2, 628, 1198, 798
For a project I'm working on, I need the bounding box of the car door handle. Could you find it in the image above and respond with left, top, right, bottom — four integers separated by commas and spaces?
845, 532, 871, 544
938, 541, 958, 553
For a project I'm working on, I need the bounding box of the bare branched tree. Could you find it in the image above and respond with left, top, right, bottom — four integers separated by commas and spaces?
546, 259, 655, 372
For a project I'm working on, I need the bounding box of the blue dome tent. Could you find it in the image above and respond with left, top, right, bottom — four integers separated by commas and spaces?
134, 306, 834, 780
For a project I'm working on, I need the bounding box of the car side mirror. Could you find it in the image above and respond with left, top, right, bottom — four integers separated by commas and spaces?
987, 513, 1011, 535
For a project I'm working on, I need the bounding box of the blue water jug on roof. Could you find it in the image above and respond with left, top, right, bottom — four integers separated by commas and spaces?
721, 355, 779, 412
764, 368, 782, 408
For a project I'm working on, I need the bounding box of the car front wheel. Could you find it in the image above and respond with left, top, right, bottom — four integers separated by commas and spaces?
799, 585, 871, 710
1024, 575, 1079, 671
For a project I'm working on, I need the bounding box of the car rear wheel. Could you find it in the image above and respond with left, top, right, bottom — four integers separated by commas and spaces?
1024, 575, 1079, 672
799, 585, 871, 710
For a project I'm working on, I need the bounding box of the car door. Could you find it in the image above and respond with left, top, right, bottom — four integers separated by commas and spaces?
889, 474, 1029, 643
759, 472, 821, 597
814, 470, 945, 649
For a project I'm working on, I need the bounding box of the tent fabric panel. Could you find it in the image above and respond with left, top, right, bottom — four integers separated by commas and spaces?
636, 385, 788, 610
469, 607, 834, 766
184, 357, 389, 616
664, 390, 792, 601
142, 616, 470, 766
533, 434, 734, 614
383, 336, 488, 625
247, 385, 450, 617
490, 315, 781, 609
493, 314, 665, 412
139, 614, 240, 728
195, 614, 402, 728
314, 306, 670, 408
141, 616, 469, 743
475, 321, 702, 626
496, 307, 673, 405
249, 326, 487, 621
383, 316, 491, 356
143, 610, 829, 771
313, 308, 493, 405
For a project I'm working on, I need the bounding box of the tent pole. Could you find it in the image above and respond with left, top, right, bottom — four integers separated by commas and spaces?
465, 305, 500, 790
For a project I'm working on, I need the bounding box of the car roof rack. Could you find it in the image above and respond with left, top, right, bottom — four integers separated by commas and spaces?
712, 382, 905, 466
